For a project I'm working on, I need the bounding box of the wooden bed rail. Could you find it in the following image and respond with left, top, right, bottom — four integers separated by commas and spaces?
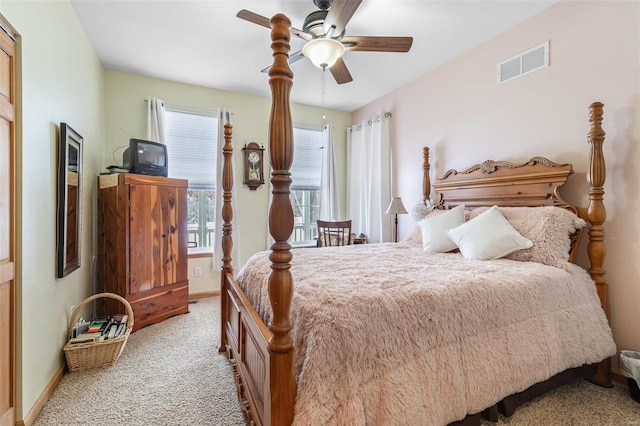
422, 146, 431, 204
266, 13, 296, 426
220, 14, 296, 426
585, 102, 610, 386
220, 119, 234, 354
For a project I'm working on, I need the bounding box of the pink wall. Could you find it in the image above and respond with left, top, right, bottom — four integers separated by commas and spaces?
353, 0, 640, 372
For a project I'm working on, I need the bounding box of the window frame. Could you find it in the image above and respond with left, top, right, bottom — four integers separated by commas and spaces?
164, 105, 218, 254
289, 123, 323, 247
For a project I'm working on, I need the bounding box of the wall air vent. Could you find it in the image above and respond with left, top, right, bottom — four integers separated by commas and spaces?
497, 41, 549, 84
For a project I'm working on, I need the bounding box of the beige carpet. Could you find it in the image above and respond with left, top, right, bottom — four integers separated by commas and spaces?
34, 297, 246, 426
480, 380, 640, 425
35, 297, 640, 425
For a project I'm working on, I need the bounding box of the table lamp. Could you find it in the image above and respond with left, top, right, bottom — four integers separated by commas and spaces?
385, 197, 408, 242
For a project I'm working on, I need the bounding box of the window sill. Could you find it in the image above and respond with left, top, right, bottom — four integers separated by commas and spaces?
189, 251, 213, 259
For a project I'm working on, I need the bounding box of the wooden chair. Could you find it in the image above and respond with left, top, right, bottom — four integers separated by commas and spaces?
316, 220, 352, 247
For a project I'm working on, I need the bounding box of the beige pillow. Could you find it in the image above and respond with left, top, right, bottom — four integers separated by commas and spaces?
449, 206, 533, 260
468, 206, 586, 268
417, 205, 465, 253
404, 226, 423, 247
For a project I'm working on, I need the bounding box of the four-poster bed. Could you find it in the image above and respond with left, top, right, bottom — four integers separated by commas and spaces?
219, 13, 615, 426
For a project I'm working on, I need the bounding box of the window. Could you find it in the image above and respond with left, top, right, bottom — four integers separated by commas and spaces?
290, 125, 323, 245
164, 107, 218, 253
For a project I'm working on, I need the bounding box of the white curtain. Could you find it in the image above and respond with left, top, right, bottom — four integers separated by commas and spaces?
318, 123, 341, 220
347, 112, 392, 243
146, 96, 165, 143
212, 108, 241, 272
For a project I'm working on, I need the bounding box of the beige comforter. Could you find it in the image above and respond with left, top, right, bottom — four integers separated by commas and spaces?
236, 241, 616, 425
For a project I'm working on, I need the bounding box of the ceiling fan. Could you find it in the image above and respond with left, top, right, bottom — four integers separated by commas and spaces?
237, 0, 413, 84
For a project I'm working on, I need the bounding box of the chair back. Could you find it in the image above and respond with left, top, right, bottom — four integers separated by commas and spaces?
317, 220, 352, 247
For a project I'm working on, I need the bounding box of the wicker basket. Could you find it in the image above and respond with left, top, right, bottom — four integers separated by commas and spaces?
64, 292, 134, 372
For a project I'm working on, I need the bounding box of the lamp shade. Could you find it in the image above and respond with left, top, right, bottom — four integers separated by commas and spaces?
385, 197, 408, 215
302, 38, 345, 69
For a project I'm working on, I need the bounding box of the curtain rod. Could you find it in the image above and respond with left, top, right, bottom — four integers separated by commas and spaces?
143, 99, 233, 116
348, 112, 392, 132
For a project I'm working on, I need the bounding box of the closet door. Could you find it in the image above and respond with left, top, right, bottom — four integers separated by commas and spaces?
128, 181, 187, 295
0, 18, 15, 426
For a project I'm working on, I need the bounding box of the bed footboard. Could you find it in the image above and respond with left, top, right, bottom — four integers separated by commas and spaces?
219, 14, 296, 426
223, 272, 272, 426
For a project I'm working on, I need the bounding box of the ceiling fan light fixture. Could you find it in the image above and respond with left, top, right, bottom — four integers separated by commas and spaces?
303, 38, 345, 69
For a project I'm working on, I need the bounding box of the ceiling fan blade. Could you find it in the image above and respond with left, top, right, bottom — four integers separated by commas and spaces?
261, 50, 306, 73
289, 50, 306, 64
324, 0, 363, 36
237, 9, 271, 29
341, 36, 413, 52
291, 27, 312, 41
237, 9, 311, 40
330, 57, 353, 84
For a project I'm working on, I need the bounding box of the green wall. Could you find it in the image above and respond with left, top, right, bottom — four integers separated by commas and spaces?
0, 0, 104, 420
104, 70, 352, 271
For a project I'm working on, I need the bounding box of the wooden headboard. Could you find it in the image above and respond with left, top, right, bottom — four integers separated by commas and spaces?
431, 155, 582, 260
433, 157, 575, 210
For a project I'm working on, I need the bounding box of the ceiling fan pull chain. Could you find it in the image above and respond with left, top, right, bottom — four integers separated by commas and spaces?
322, 67, 327, 121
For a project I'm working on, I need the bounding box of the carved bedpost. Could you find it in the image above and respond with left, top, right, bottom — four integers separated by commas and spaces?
219, 119, 234, 353
423, 147, 431, 202
586, 101, 612, 386
267, 13, 296, 425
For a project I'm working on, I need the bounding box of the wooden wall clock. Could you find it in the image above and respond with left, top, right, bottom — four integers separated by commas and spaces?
242, 142, 265, 190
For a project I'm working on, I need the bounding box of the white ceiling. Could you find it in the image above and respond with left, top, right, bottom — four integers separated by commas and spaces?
70, 0, 557, 112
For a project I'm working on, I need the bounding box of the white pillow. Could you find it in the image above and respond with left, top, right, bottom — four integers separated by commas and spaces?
418, 204, 465, 253
448, 205, 533, 260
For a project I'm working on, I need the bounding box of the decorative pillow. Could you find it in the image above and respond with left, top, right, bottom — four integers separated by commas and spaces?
468, 206, 586, 267
404, 226, 423, 247
448, 206, 533, 260
417, 204, 465, 253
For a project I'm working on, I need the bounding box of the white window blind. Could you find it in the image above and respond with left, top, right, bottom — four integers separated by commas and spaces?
291, 126, 323, 190
164, 108, 218, 189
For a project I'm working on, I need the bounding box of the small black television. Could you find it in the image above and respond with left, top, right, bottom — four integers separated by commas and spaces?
122, 138, 168, 177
